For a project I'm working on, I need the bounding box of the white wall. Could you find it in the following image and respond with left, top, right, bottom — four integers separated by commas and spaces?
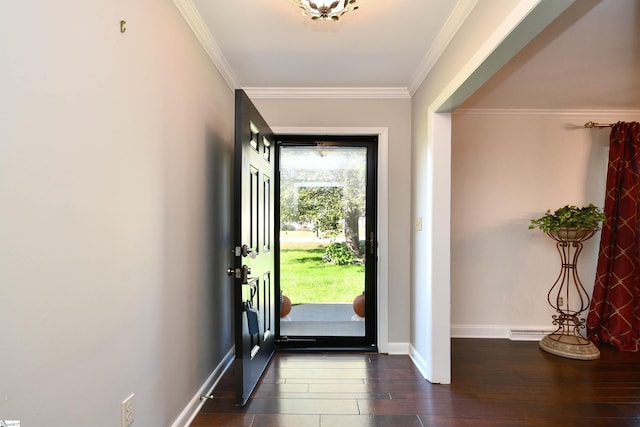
451, 110, 640, 336
250, 97, 412, 347
0, 0, 235, 425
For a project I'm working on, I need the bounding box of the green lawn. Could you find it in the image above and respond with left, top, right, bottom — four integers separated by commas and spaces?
279, 245, 364, 305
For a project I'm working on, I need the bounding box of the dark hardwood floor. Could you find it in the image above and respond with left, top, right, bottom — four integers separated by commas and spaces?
191, 338, 640, 426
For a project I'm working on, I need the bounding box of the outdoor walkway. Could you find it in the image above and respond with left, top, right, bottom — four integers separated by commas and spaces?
280, 303, 365, 336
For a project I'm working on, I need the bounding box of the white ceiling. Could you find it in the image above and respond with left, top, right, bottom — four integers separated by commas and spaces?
191, 0, 469, 90
189, 0, 640, 109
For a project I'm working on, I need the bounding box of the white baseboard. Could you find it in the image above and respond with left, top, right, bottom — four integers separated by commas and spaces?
451, 324, 510, 339
385, 342, 410, 355
408, 344, 429, 380
171, 347, 235, 427
451, 324, 555, 341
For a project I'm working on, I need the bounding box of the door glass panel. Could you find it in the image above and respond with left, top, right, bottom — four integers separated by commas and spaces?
279, 146, 367, 337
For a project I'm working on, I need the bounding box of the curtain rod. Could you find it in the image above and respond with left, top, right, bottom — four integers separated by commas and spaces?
584, 121, 614, 128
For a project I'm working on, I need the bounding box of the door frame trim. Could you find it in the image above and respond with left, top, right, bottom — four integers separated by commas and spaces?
272, 126, 389, 352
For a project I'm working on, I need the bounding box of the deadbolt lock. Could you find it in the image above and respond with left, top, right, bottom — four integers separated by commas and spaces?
234, 244, 257, 259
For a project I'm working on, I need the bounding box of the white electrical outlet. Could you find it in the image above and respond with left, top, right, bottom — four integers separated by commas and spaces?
558, 296, 564, 306
122, 393, 134, 427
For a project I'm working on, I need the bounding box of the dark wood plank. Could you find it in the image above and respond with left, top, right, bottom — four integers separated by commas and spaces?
190, 339, 640, 426
321, 414, 424, 426
189, 413, 254, 426
251, 414, 320, 427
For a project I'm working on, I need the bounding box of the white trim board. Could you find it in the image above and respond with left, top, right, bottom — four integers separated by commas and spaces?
170, 348, 235, 427
408, 0, 479, 96
454, 108, 640, 117
273, 126, 390, 354
387, 342, 411, 355
244, 87, 410, 100
409, 344, 431, 382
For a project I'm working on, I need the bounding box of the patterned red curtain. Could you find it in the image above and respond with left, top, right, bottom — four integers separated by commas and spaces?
587, 122, 640, 351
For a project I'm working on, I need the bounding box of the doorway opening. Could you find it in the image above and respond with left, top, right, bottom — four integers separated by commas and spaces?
275, 135, 378, 350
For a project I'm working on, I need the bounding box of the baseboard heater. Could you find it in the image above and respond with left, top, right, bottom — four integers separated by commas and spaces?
509, 329, 555, 341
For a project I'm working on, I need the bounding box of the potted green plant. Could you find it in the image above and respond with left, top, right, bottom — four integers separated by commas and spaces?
529, 204, 605, 240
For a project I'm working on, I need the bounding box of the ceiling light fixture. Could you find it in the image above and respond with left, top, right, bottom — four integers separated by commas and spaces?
292, 0, 359, 21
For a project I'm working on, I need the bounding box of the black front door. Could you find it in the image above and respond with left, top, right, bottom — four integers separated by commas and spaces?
231, 90, 276, 406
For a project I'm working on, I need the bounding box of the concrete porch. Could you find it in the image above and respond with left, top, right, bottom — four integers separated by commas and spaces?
279, 303, 365, 336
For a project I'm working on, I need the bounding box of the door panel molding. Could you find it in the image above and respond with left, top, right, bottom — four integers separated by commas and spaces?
272, 126, 389, 353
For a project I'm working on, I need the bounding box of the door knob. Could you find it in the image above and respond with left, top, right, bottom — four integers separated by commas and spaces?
226, 265, 251, 283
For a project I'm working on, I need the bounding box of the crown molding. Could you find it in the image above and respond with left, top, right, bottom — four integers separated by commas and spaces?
172, 0, 240, 91
408, 0, 479, 96
454, 108, 640, 116
172, 0, 475, 99
243, 87, 410, 99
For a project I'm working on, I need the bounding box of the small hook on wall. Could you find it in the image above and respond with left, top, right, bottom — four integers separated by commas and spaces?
120, 20, 127, 33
